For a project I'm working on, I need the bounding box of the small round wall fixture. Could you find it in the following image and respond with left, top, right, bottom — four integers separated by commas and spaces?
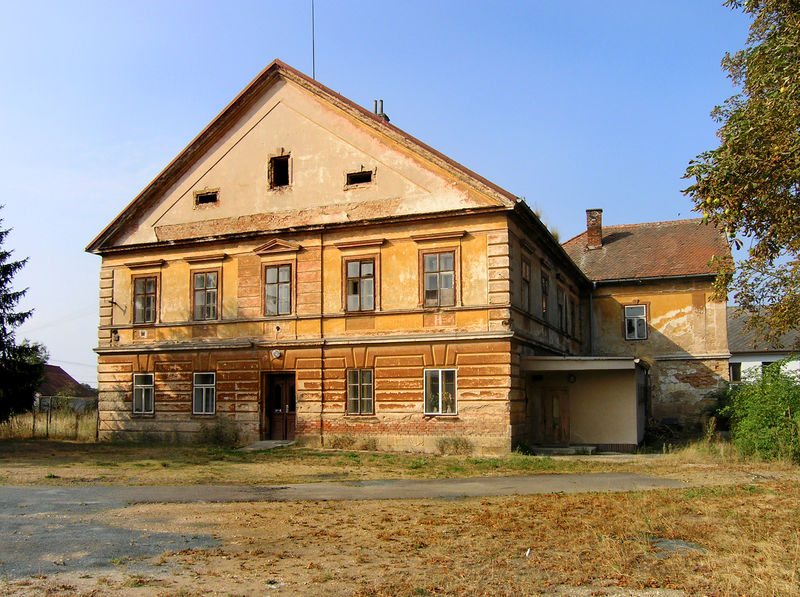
271, 349, 282, 359
568, 374, 577, 383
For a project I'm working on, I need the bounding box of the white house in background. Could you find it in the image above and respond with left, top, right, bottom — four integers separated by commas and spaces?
727, 307, 800, 381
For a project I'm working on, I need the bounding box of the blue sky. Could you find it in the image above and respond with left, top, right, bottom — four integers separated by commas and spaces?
1, 1, 749, 385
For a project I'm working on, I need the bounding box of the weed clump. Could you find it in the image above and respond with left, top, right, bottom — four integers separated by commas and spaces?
722, 359, 800, 462
328, 434, 356, 449
436, 437, 473, 455
197, 417, 239, 448
358, 437, 378, 451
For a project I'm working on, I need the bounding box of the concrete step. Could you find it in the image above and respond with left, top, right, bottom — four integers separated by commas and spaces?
531, 446, 597, 456
237, 440, 295, 453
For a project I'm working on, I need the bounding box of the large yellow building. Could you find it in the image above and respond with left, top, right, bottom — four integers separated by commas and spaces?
88, 60, 728, 452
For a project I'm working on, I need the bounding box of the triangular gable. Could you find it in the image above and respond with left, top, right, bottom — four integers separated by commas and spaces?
87, 59, 518, 253
254, 239, 301, 255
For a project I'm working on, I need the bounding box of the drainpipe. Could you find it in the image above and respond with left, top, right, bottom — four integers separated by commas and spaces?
589, 281, 596, 354
319, 230, 325, 448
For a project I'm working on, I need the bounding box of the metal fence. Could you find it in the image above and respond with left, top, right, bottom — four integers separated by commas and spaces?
32, 396, 99, 440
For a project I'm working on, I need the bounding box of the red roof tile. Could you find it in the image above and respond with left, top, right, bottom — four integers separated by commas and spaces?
561, 218, 730, 282
37, 365, 95, 397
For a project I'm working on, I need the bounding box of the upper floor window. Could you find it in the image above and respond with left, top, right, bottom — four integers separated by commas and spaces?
347, 369, 374, 414
346, 170, 373, 186
193, 271, 219, 320
265, 264, 292, 315
557, 287, 566, 330
194, 190, 218, 206
132, 373, 154, 415
193, 372, 216, 415
133, 276, 157, 324
569, 297, 576, 337
424, 369, 457, 415
541, 273, 550, 320
269, 155, 290, 189
423, 251, 455, 307
624, 305, 647, 340
521, 260, 531, 312
346, 259, 375, 312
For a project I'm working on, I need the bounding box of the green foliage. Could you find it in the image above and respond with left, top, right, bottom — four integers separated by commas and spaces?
0, 206, 47, 422
684, 1, 800, 347
722, 359, 800, 461
197, 417, 240, 447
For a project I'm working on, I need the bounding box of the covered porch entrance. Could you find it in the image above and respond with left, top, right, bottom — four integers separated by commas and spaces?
519, 356, 647, 452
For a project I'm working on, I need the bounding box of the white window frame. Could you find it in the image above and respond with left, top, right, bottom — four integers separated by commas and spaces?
346, 369, 374, 415
132, 373, 154, 415
624, 305, 647, 340
424, 369, 457, 415
193, 372, 216, 415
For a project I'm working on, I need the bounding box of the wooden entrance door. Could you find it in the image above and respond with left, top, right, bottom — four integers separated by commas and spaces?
263, 374, 296, 441
541, 388, 569, 445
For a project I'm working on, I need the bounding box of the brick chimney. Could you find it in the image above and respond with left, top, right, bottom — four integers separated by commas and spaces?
586, 208, 603, 250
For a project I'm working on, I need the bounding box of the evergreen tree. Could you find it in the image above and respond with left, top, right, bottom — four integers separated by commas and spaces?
0, 207, 46, 422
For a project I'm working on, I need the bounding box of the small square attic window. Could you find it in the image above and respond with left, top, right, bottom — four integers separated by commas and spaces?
195, 191, 218, 206
346, 170, 373, 186
269, 155, 290, 189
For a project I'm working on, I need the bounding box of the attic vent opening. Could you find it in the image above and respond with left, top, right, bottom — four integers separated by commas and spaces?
195, 191, 218, 205
269, 155, 290, 189
346, 170, 373, 186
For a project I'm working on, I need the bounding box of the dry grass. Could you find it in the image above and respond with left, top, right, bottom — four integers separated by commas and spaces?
0, 440, 616, 486
0, 409, 97, 441
1, 438, 798, 488
3, 483, 798, 596
1, 439, 799, 595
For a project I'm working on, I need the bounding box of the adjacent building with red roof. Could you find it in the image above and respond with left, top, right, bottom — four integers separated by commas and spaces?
563, 210, 731, 428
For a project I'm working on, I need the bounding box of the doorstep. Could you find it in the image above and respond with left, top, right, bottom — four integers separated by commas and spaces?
532, 445, 597, 456
237, 440, 296, 453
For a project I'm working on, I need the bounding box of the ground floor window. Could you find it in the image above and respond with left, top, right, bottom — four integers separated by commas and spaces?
132, 373, 154, 414
193, 372, 216, 414
729, 362, 742, 383
424, 369, 456, 415
347, 369, 374, 414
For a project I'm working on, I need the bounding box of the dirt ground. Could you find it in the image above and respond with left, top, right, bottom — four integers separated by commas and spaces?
2, 483, 799, 596
1, 441, 799, 596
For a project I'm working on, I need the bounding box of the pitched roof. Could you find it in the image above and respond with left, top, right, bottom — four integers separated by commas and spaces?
727, 307, 800, 353
86, 59, 519, 253
37, 365, 95, 397
561, 218, 730, 282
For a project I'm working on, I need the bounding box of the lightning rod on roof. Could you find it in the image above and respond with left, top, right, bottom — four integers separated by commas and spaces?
311, 0, 316, 80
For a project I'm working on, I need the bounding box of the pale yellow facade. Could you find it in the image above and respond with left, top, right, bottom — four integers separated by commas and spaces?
90, 61, 595, 454
90, 60, 723, 453
590, 279, 729, 426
